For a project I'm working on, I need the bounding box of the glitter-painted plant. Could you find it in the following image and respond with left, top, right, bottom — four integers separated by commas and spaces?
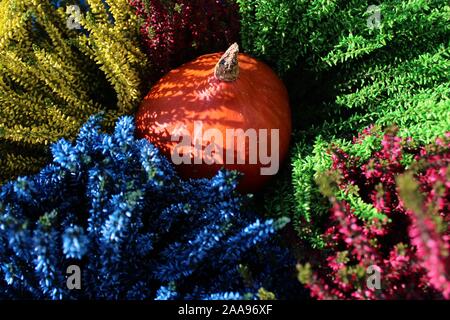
0, 115, 302, 300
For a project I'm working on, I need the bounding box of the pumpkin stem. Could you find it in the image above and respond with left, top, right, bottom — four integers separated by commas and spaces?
214, 43, 239, 82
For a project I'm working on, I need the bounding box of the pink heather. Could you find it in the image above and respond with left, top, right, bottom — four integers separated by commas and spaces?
304, 129, 450, 299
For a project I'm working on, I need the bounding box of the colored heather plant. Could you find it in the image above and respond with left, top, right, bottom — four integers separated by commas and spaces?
130, 0, 240, 80
0, 0, 149, 183
239, 0, 449, 74
0, 115, 302, 300
297, 128, 450, 299
246, 0, 450, 242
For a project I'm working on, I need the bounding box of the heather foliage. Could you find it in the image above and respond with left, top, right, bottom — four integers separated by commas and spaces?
240, 0, 450, 242
130, 0, 240, 80
0, 0, 149, 183
239, 0, 449, 74
0, 0, 448, 301
0, 115, 300, 300
297, 129, 450, 299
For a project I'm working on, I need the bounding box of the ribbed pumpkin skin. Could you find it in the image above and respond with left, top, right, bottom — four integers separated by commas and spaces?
136, 52, 291, 192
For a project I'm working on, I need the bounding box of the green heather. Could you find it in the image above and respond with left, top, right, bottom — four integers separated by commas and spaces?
238, 0, 450, 246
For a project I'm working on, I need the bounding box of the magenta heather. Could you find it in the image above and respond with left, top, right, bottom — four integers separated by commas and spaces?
299, 129, 450, 299
130, 0, 240, 80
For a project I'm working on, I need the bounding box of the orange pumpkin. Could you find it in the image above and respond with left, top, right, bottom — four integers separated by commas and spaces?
136, 43, 291, 193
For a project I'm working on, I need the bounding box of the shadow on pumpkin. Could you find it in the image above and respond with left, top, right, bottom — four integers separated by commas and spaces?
137, 53, 252, 133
